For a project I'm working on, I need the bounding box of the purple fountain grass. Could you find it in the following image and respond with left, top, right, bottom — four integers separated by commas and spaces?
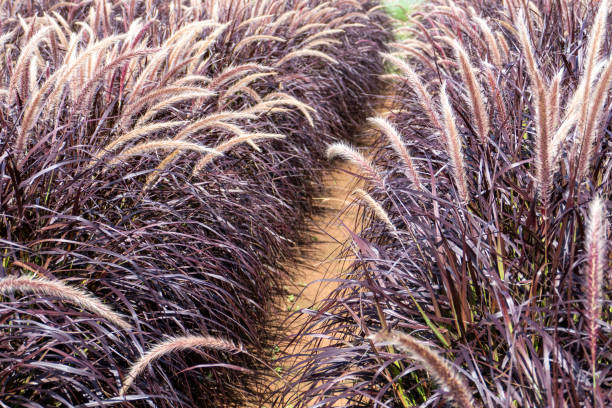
0, 0, 391, 405
282, 1, 611, 407
583, 197, 608, 385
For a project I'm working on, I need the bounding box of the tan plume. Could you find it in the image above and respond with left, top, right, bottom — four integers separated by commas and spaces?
0, 275, 131, 329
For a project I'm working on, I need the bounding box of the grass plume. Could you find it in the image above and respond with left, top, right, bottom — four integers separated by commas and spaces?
583, 196, 608, 384
120, 335, 246, 396
516, 10, 552, 212
192, 133, 286, 175
370, 331, 474, 408
352, 189, 396, 234
106, 140, 222, 168
327, 142, 384, 186
382, 52, 442, 129
0, 275, 131, 330
451, 38, 489, 143
440, 82, 469, 205
368, 116, 422, 190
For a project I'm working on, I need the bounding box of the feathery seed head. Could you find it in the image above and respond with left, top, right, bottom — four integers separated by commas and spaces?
327, 142, 384, 186
584, 196, 608, 376
368, 116, 421, 190
440, 82, 469, 205
450, 38, 490, 143
120, 335, 245, 395
370, 331, 475, 408
0, 275, 131, 330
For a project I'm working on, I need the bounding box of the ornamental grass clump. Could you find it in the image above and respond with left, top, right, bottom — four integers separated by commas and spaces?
0, 0, 389, 406
281, 1, 611, 407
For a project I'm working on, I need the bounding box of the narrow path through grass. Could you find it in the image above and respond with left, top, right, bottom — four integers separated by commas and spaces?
261, 93, 395, 406
263, 161, 363, 407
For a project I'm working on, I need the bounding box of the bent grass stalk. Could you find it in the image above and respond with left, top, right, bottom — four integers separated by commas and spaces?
351, 188, 396, 234
0, 275, 131, 329
368, 116, 422, 190
106, 140, 221, 168
135, 89, 216, 126
120, 335, 246, 396
244, 97, 316, 127
370, 331, 475, 408
326, 142, 385, 187
120, 86, 217, 129
263, 92, 317, 127
191, 133, 286, 175
274, 49, 339, 66
92, 121, 189, 166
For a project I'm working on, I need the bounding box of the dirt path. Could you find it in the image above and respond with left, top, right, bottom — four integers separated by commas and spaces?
256, 160, 366, 407
262, 95, 390, 406
283, 164, 363, 314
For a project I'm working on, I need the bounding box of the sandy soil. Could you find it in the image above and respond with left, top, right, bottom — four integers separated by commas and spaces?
262, 99, 389, 407
257, 161, 364, 407
284, 163, 363, 313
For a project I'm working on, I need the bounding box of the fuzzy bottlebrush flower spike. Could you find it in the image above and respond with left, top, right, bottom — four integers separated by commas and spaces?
568, 0, 611, 182
450, 38, 489, 144
191, 133, 286, 175
583, 197, 608, 382
473, 15, 502, 68
382, 52, 442, 130
120, 335, 247, 396
351, 188, 396, 234
440, 82, 469, 205
327, 142, 385, 187
105, 140, 222, 169
368, 116, 422, 190
516, 10, 552, 212
0, 275, 131, 330
90, 121, 189, 166
370, 331, 475, 408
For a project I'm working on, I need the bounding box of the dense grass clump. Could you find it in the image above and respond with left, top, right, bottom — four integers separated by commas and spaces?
282, 0, 611, 407
0, 0, 389, 406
